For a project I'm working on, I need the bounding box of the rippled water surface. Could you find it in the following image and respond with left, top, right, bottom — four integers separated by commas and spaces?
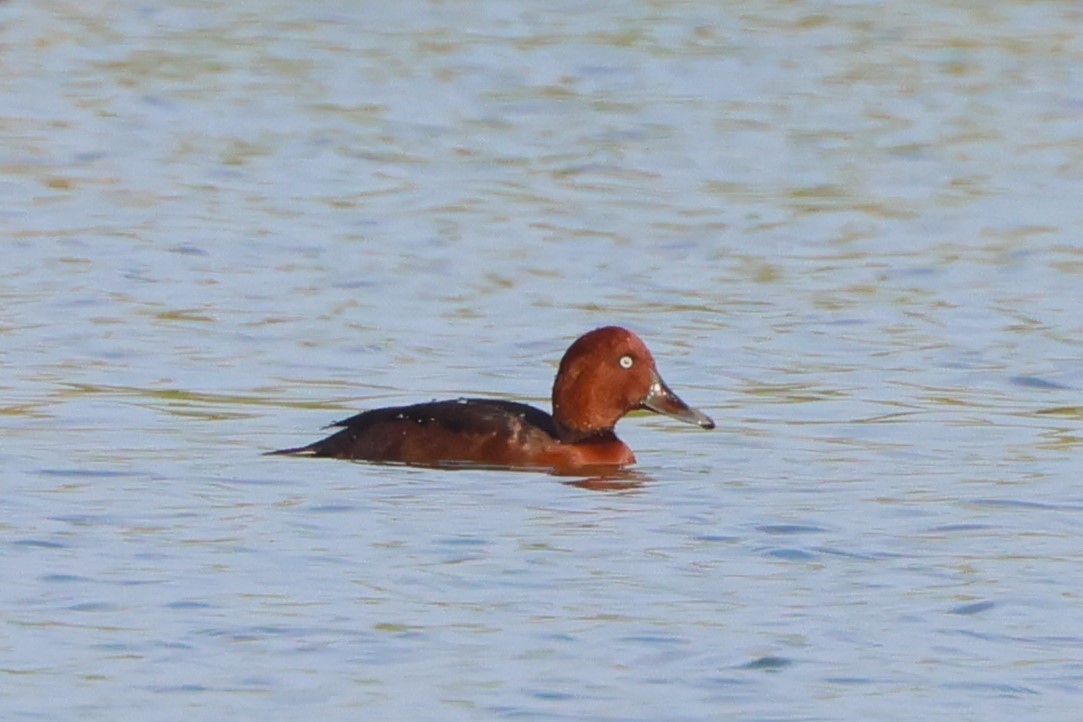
4, 1, 1083, 720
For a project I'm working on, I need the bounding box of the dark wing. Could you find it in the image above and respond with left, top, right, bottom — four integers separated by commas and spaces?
328, 398, 556, 435
270, 398, 557, 460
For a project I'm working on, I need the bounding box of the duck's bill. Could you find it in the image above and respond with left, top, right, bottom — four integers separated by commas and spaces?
640, 374, 715, 430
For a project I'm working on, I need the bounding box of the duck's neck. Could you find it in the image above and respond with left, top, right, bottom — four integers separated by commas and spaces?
553, 420, 620, 445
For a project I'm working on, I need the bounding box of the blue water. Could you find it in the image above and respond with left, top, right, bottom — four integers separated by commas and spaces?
4, 1, 1083, 720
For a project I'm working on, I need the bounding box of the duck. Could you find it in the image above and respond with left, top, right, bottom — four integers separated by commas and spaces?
269, 326, 713, 471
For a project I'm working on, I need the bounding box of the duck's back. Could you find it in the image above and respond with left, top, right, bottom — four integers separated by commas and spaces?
271, 398, 560, 467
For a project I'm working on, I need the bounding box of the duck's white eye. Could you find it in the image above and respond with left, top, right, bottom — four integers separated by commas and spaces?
619, 355, 634, 369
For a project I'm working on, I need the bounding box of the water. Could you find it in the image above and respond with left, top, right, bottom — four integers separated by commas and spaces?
3, 1, 1083, 720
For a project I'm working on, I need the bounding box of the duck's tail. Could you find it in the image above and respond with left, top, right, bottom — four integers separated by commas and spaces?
264, 444, 319, 456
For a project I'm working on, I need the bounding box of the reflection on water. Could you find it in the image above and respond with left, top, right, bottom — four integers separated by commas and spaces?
562, 467, 651, 492
4, 0, 1083, 720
